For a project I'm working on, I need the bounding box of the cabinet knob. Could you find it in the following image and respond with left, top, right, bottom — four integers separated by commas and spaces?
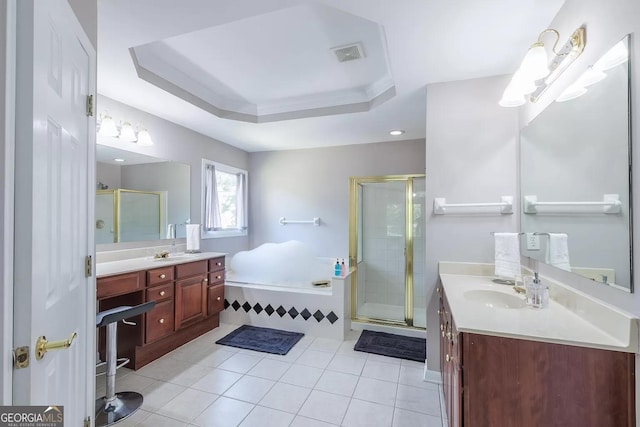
446, 332, 452, 340
441, 330, 445, 338
217, 262, 222, 266
160, 274, 166, 279
437, 287, 441, 293
216, 275, 222, 280
445, 354, 451, 363
216, 296, 221, 301
204, 278, 208, 283
437, 309, 442, 315
159, 291, 166, 296
440, 324, 444, 331
159, 318, 165, 324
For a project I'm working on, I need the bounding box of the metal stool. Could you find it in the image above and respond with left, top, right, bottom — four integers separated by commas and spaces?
95, 301, 155, 426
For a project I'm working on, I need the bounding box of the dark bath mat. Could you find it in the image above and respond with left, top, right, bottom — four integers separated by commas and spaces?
354, 330, 426, 362
216, 325, 304, 355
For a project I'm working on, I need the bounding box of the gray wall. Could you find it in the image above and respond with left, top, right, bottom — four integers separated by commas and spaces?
97, 95, 250, 255
425, 75, 519, 371
96, 162, 121, 189
519, 0, 640, 315
249, 139, 426, 258
68, 0, 96, 49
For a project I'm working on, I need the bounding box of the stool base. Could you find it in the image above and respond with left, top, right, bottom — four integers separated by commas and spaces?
95, 391, 143, 426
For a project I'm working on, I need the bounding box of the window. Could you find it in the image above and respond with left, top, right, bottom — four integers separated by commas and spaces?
202, 159, 248, 237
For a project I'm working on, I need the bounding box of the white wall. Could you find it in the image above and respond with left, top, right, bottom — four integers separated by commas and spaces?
96, 162, 121, 189
248, 139, 426, 258
519, 0, 640, 315
68, 0, 96, 49
425, 75, 519, 371
97, 95, 250, 255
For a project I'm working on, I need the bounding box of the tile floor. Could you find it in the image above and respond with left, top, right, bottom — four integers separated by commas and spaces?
96, 323, 446, 427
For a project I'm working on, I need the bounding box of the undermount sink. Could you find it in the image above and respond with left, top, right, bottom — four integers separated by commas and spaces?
463, 289, 526, 309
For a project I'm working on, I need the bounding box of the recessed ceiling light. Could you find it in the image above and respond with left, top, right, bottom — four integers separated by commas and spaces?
389, 130, 405, 136
114, 158, 125, 162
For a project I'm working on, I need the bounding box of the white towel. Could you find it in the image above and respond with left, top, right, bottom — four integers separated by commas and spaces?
494, 232, 521, 279
546, 233, 571, 272
186, 224, 201, 252
166, 223, 175, 239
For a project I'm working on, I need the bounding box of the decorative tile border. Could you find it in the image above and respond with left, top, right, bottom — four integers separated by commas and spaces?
224, 299, 339, 324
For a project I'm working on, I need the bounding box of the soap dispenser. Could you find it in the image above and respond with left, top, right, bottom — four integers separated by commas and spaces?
334, 259, 341, 277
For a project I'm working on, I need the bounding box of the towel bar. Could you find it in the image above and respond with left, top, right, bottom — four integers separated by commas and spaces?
279, 217, 320, 226
434, 196, 513, 215
524, 194, 621, 214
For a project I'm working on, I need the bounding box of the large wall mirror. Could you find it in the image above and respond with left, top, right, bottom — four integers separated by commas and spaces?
96, 144, 190, 245
520, 34, 632, 292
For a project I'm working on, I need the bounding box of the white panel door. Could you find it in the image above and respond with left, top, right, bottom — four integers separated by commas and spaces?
13, 0, 95, 424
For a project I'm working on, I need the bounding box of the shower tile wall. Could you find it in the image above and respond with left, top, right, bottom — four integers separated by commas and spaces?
362, 184, 406, 307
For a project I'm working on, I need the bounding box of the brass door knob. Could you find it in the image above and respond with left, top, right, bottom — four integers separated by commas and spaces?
36, 332, 77, 360
159, 291, 166, 296
159, 318, 165, 324
160, 274, 166, 279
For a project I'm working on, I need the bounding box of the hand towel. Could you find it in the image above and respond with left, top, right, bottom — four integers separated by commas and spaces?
166, 223, 175, 239
494, 232, 521, 279
186, 224, 201, 253
546, 233, 571, 272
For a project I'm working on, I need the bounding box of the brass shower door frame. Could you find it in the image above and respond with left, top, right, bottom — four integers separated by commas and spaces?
348, 174, 425, 328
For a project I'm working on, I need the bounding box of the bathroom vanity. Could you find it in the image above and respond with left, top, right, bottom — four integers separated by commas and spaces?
438, 263, 637, 427
96, 252, 226, 369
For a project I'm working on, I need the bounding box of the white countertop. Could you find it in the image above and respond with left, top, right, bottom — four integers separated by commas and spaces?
439, 263, 638, 353
96, 252, 226, 278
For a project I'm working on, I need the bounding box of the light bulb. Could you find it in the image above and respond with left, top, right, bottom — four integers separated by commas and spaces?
136, 129, 153, 146
519, 44, 550, 81
98, 114, 118, 137
119, 122, 137, 142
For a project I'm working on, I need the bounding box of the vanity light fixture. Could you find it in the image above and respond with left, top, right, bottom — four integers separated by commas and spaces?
97, 112, 154, 146
389, 130, 405, 136
499, 27, 586, 107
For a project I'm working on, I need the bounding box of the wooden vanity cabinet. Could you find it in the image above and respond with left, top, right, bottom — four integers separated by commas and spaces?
97, 255, 225, 369
439, 287, 636, 427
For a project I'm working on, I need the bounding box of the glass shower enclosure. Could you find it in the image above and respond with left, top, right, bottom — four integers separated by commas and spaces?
349, 175, 426, 328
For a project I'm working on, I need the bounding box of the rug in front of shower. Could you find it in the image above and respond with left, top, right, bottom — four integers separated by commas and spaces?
354, 330, 426, 362
216, 324, 304, 355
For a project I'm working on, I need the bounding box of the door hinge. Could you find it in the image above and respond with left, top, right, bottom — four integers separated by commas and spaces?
12, 346, 29, 369
84, 416, 91, 427
86, 255, 93, 277
86, 94, 94, 117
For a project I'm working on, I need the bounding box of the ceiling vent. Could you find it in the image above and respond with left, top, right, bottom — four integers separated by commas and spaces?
331, 43, 365, 63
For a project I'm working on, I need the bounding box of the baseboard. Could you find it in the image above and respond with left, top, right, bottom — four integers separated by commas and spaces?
424, 367, 442, 384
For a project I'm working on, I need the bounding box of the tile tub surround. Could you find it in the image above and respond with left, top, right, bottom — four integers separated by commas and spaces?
97, 324, 446, 427
438, 262, 639, 353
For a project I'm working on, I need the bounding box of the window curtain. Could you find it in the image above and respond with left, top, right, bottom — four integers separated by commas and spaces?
236, 172, 247, 229
204, 163, 222, 231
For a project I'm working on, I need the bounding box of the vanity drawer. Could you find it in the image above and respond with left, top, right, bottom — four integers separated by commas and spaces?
147, 266, 174, 286
146, 299, 174, 343
209, 271, 224, 286
207, 284, 225, 316
97, 272, 144, 299
209, 257, 225, 272
176, 260, 207, 279
146, 283, 174, 302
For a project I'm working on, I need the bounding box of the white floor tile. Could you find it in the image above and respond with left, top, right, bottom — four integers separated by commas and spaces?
217, 353, 262, 374
395, 384, 441, 416
263, 346, 304, 363
353, 377, 397, 406
246, 358, 292, 381
342, 398, 394, 427
258, 382, 311, 413
191, 368, 243, 395
136, 413, 189, 427
314, 370, 358, 397
308, 337, 343, 353
336, 341, 368, 359
113, 408, 152, 427
239, 405, 295, 427
298, 390, 350, 425
166, 363, 215, 387
136, 357, 191, 382
361, 360, 401, 383
327, 354, 366, 376
279, 363, 323, 388
196, 348, 236, 368
398, 365, 437, 390
365, 353, 402, 366
400, 359, 426, 369
392, 408, 442, 427
155, 388, 219, 422
140, 381, 187, 412
295, 349, 334, 369
295, 334, 316, 349
192, 396, 254, 427
223, 375, 275, 403
290, 415, 339, 427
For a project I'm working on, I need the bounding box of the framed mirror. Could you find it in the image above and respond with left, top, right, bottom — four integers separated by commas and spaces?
96, 144, 190, 245
520, 35, 632, 291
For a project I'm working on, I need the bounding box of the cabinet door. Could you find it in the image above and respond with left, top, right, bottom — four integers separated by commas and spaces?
175, 274, 207, 329
207, 284, 225, 316
146, 299, 174, 343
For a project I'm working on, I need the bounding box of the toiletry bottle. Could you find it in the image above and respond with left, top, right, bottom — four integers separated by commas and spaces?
531, 272, 542, 308
340, 259, 346, 276
335, 259, 341, 276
